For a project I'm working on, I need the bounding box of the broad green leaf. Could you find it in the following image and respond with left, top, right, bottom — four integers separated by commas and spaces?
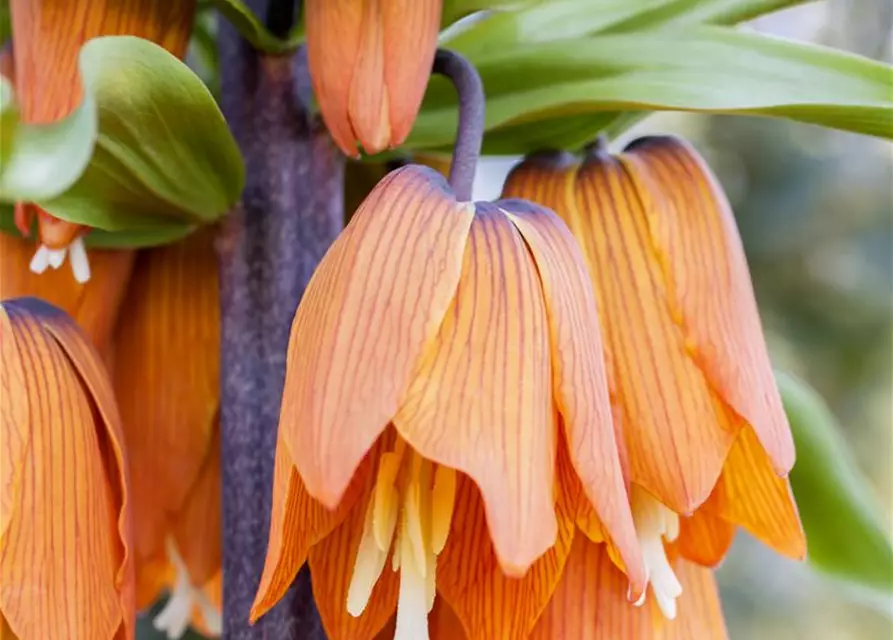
0, 77, 97, 202
17, 36, 244, 238
778, 370, 893, 594
442, 0, 812, 57
0, 203, 197, 249
411, 26, 893, 153
209, 0, 304, 53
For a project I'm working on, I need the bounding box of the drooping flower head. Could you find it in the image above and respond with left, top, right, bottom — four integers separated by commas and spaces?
9, 0, 196, 281
112, 230, 222, 637
503, 136, 806, 623
0, 297, 133, 639
306, 0, 442, 157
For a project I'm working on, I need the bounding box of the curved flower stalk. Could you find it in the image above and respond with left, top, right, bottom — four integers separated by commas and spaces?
8, 0, 196, 282
112, 230, 222, 638
0, 297, 134, 639
503, 136, 806, 624
252, 50, 644, 640
306, 0, 442, 157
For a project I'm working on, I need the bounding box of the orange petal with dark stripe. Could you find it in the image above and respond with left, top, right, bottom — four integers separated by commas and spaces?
394, 203, 556, 575
251, 435, 377, 621
531, 536, 728, 639
308, 494, 399, 639
508, 149, 739, 514
500, 197, 645, 593
281, 166, 472, 508
671, 511, 736, 568
620, 135, 794, 475
112, 230, 219, 590
702, 427, 805, 559
0, 298, 132, 639
436, 443, 577, 640
0, 232, 134, 349
306, 0, 441, 155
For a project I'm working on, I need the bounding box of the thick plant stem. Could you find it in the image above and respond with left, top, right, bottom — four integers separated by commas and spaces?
217, 7, 341, 638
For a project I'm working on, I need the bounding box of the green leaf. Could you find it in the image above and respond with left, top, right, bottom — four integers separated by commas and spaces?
2, 35, 244, 241
0, 76, 98, 202
208, 0, 304, 53
412, 26, 893, 153
778, 370, 893, 594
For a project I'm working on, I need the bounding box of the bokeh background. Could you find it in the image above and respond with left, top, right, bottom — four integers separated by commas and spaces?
142, 1, 892, 637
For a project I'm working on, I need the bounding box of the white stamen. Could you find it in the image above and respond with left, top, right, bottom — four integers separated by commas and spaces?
29, 245, 51, 274
394, 515, 429, 640
47, 247, 67, 269
194, 586, 222, 636
152, 537, 220, 640
68, 237, 91, 283
630, 486, 683, 620
347, 500, 390, 616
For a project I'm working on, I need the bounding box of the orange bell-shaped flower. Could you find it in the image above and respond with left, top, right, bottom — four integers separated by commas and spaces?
8, 0, 196, 281
251, 163, 644, 639
112, 230, 221, 638
503, 136, 805, 622
306, 0, 442, 156
0, 297, 134, 639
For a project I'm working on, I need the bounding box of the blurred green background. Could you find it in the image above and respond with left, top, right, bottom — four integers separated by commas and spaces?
140, 0, 891, 637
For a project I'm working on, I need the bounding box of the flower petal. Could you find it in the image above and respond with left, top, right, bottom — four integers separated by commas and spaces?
620, 136, 795, 474
0, 299, 127, 639
437, 443, 577, 640
172, 422, 222, 588
394, 203, 556, 575
515, 150, 738, 514
702, 427, 805, 560
0, 232, 134, 349
500, 197, 645, 593
671, 511, 736, 568
0, 307, 28, 540
281, 166, 473, 508
251, 433, 381, 621
531, 536, 728, 639
112, 230, 219, 586
308, 494, 399, 639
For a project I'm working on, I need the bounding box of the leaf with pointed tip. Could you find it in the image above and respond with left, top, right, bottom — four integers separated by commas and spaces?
209, 0, 304, 53
777, 370, 893, 595
412, 26, 892, 154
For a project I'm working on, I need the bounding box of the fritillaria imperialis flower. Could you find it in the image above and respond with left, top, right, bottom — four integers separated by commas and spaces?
251, 164, 645, 639
504, 136, 806, 626
0, 298, 133, 639
112, 230, 222, 637
8, 0, 196, 282
306, 0, 442, 156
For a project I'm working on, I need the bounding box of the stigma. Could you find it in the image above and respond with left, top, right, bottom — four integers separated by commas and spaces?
29, 236, 92, 283
153, 537, 222, 639
630, 486, 682, 620
347, 437, 457, 640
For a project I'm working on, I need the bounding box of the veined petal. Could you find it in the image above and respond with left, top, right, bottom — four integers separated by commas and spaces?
282, 166, 473, 508
10, 0, 195, 123
0, 308, 28, 540
500, 197, 645, 592
112, 230, 219, 582
670, 511, 736, 568
436, 442, 578, 640
172, 422, 222, 589
0, 232, 134, 349
0, 299, 129, 639
308, 494, 399, 639
566, 150, 738, 513
380, 0, 441, 147
702, 427, 805, 560
251, 434, 379, 621
394, 203, 556, 575
531, 536, 728, 639
620, 136, 794, 474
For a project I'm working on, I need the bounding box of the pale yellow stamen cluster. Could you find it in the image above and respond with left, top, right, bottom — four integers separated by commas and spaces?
630, 486, 682, 620
348, 437, 457, 640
